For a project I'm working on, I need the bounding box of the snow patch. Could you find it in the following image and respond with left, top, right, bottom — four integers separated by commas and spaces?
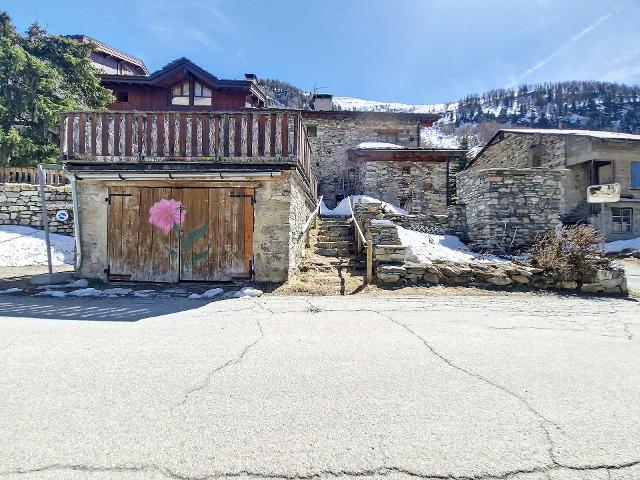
606, 236, 640, 254
356, 141, 405, 150
68, 288, 108, 297
36, 290, 66, 297
0, 287, 22, 294
188, 288, 224, 299
233, 287, 263, 298
321, 195, 407, 217
0, 225, 74, 267
398, 227, 502, 263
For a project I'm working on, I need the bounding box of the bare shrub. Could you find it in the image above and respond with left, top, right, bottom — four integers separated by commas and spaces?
529, 225, 609, 281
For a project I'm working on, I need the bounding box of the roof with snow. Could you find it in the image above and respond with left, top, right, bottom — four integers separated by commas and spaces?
498, 128, 640, 142
468, 128, 640, 167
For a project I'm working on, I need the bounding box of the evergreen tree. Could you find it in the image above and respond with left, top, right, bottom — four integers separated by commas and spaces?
0, 12, 112, 166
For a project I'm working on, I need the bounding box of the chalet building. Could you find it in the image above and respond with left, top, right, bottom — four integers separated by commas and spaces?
468, 128, 640, 240
59, 37, 466, 284
67, 35, 148, 76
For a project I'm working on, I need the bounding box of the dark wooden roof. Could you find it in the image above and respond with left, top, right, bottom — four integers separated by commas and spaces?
66, 35, 149, 74
102, 58, 267, 103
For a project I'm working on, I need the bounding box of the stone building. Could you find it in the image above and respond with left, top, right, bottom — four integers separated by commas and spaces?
302, 96, 438, 207
60, 110, 316, 283
468, 128, 640, 240
348, 146, 466, 215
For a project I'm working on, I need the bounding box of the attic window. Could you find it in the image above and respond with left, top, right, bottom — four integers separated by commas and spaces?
171, 81, 190, 105
193, 82, 212, 106
114, 90, 128, 103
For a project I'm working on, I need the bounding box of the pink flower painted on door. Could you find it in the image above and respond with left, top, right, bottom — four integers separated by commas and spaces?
148, 199, 185, 234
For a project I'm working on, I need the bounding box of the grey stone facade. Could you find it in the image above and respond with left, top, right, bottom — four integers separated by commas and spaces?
457, 168, 565, 251
302, 111, 434, 207
0, 183, 74, 235
355, 160, 448, 215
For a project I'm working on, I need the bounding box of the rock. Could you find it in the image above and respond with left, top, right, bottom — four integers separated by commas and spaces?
487, 276, 513, 286
377, 272, 400, 283
378, 265, 406, 274
555, 281, 577, 290
581, 283, 604, 293
423, 272, 441, 284
510, 274, 530, 284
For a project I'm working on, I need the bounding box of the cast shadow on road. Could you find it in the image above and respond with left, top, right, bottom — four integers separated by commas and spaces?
0, 296, 223, 322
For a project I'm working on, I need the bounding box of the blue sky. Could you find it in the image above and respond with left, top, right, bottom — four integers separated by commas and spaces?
5, 0, 640, 104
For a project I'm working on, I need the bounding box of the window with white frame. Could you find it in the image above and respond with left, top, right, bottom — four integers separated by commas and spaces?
632, 161, 640, 189
611, 207, 632, 233
170, 80, 213, 106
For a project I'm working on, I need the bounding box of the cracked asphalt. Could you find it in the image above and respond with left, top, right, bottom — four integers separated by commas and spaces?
1, 294, 640, 480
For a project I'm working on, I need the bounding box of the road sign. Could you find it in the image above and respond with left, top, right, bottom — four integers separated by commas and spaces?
587, 183, 621, 203
55, 210, 69, 222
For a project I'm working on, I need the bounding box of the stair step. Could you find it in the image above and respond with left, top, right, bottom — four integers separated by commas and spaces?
316, 240, 352, 249
315, 247, 351, 257
317, 234, 352, 241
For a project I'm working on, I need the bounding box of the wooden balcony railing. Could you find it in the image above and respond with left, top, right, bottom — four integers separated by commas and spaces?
60, 110, 317, 198
0, 167, 68, 185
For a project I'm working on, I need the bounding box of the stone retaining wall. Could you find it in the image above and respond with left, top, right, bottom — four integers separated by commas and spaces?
0, 183, 74, 235
457, 168, 565, 252
375, 260, 627, 295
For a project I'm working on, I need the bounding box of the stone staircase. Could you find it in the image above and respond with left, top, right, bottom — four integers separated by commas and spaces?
280, 216, 366, 295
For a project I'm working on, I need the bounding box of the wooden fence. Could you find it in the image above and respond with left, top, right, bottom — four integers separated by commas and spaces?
0, 167, 68, 185
60, 110, 317, 199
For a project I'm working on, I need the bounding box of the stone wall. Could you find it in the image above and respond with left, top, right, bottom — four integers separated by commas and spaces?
302, 111, 428, 207
467, 132, 588, 215
355, 160, 448, 215
457, 168, 565, 251
76, 173, 312, 283
0, 183, 74, 235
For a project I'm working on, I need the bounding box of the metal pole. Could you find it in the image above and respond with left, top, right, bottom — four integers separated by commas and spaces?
38, 165, 53, 274
601, 203, 606, 240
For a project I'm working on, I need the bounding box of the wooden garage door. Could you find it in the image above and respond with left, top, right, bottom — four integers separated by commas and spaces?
179, 187, 253, 282
107, 186, 253, 283
107, 186, 181, 282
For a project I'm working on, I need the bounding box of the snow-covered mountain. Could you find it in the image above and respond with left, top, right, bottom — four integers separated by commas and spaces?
332, 96, 455, 114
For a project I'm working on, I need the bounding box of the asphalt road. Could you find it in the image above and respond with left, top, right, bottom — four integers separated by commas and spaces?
1, 294, 639, 480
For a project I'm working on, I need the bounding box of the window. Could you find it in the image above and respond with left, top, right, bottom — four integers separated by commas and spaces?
611, 207, 633, 233
114, 90, 128, 103
193, 82, 212, 106
171, 80, 212, 106
171, 81, 190, 105
632, 161, 640, 189
377, 131, 398, 143
307, 125, 317, 137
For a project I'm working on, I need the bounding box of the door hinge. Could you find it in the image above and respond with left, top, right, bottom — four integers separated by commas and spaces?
230, 192, 256, 205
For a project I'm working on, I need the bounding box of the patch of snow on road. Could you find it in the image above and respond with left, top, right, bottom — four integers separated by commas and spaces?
606, 236, 640, 254
0, 287, 22, 294
356, 142, 405, 149
68, 288, 108, 297
37, 279, 89, 290
0, 225, 74, 267
188, 288, 224, 299
36, 290, 66, 297
398, 226, 501, 263
233, 287, 263, 298
321, 195, 407, 217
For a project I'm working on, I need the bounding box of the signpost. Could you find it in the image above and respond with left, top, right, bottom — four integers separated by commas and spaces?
587, 183, 621, 236
37, 163, 66, 276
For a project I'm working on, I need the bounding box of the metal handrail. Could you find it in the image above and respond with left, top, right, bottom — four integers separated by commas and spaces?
301, 195, 323, 237
348, 196, 367, 246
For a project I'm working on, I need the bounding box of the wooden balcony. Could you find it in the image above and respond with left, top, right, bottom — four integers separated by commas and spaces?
60, 109, 316, 198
